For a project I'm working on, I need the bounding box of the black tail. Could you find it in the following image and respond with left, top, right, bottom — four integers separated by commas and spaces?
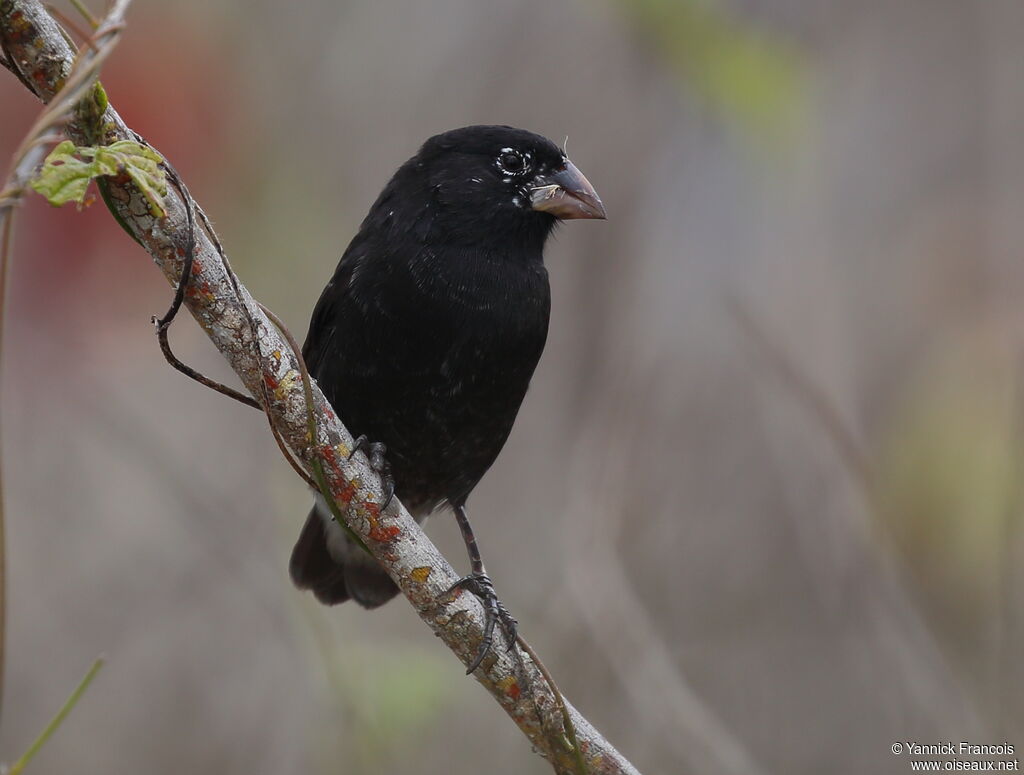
289, 505, 401, 608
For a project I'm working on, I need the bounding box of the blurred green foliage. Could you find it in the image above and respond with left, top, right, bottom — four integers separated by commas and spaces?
302, 606, 456, 774
877, 328, 1023, 643
609, 0, 807, 142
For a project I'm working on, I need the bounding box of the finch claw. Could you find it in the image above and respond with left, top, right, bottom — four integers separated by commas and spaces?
380, 478, 395, 511
349, 435, 395, 510
447, 571, 517, 673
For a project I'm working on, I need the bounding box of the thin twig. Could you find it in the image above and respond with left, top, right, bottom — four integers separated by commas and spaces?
153, 168, 308, 480
518, 635, 588, 775
7, 656, 105, 775
151, 160, 315, 484
46, 5, 95, 50
152, 164, 260, 409
255, 302, 322, 490
256, 301, 370, 551
68, 0, 99, 29
0, 205, 11, 733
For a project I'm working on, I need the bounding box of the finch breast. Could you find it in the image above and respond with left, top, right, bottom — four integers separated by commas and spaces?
328, 257, 551, 514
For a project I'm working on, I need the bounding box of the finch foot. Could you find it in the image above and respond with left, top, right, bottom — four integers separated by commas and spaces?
349, 435, 395, 510
447, 571, 518, 674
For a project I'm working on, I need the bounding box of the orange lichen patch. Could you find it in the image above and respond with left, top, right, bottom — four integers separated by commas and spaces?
320, 444, 342, 468
447, 585, 466, 600
331, 477, 357, 504
368, 523, 400, 543
362, 495, 401, 544
314, 445, 362, 505
319, 442, 355, 475
7, 11, 35, 44
410, 566, 432, 584
497, 675, 521, 701
185, 281, 215, 303
360, 499, 400, 543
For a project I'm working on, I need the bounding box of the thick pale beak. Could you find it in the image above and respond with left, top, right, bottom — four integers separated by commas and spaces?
530, 160, 606, 220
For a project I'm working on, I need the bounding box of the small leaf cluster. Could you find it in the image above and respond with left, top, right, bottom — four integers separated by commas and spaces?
31, 139, 167, 216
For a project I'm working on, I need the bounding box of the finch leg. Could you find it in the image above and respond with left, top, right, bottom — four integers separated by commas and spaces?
348, 435, 395, 509
447, 504, 518, 674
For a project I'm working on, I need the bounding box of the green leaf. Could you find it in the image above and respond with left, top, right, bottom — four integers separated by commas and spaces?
31, 139, 167, 217
94, 141, 167, 217
28, 140, 97, 207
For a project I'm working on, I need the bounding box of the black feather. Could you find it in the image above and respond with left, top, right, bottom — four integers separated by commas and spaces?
291, 126, 574, 608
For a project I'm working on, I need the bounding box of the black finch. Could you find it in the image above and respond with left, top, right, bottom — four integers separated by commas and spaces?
289, 125, 605, 671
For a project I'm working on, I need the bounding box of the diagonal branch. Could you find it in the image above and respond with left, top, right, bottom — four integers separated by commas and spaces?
0, 1, 641, 772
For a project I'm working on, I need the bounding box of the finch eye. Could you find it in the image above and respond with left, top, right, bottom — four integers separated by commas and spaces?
497, 149, 528, 175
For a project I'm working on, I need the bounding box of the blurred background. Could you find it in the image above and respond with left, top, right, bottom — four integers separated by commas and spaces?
2, 0, 1023, 773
